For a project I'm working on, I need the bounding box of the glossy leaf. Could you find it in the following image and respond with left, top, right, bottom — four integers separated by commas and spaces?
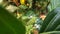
44, 13, 60, 32
40, 7, 60, 33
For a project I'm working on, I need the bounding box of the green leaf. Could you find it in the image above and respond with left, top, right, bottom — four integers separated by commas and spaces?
44, 13, 60, 32
48, 0, 60, 11
54, 25, 60, 31
0, 6, 26, 34
40, 31, 60, 34
19, 5, 28, 9
40, 7, 60, 33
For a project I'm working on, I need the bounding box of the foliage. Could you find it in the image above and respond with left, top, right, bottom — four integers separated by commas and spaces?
19, 5, 28, 10
20, 11, 39, 34
0, 6, 25, 34
0, 0, 60, 34
48, 0, 60, 12
39, 7, 60, 34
